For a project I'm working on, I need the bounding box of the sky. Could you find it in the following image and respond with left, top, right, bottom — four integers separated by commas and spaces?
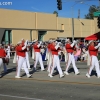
0, 0, 99, 19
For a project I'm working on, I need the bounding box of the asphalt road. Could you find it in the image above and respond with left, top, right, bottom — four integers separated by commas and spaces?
0, 57, 100, 100
0, 79, 100, 100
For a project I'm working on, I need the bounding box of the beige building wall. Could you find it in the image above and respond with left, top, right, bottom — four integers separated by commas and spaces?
80, 19, 95, 37
37, 13, 57, 30
12, 30, 30, 44
0, 9, 36, 29
32, 30, 38, 40
43, 31, 58, 41
57, 17, 95, 38
0, 9, 98, 44
57, 17, 72, 38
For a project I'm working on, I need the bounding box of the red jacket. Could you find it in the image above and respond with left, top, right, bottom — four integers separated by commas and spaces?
0, 48, 6, 57
65, 43, 74, 53
33, 44, 40, 52
16, 45, 26, 57
47, 43, 51, 51
50, 44, 60, 55
88, 45, 98, 56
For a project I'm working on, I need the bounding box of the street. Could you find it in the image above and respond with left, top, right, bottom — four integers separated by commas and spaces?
0, 57, 100, 100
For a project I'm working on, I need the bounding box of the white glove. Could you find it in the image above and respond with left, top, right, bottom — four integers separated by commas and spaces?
58, 42, 61, 45
39, 41, 42, 45
98, 43, 100, 46
95, 43, 100, 49
24, 40, 28, 46
37, 41, 42, 48
73, 40, 76, 44
22, 40, 28, 50
55, 43, 60, 50
22, 45, 26, 50
71, 40, 76, 47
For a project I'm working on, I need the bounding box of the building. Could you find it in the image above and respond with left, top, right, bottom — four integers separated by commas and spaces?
0, 8, 98, 44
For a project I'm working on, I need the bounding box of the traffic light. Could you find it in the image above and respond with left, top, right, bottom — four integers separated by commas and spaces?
57, 0, 62, 10
97, 16, 100, 28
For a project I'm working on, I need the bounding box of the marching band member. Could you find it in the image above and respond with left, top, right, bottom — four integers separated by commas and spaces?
64, 39, 80, 75
13, 43, 20, 64
0, 44, 7, 76
21, 39, 31, 70
33, 40, 45, 71
46, 39, 52, 72
15, 40, 32, 78
86, 40, 100, 78
48, 40, 64, 78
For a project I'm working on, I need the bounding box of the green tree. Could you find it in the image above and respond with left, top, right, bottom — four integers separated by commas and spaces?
53, 11, 58, 17
85, 5, 99, 19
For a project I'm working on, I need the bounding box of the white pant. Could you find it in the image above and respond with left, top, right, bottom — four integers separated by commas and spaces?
50, 55, 63, 76
47, 52, 52, 72
34, 52, 44, 70
16, 56, 29, 77
65, 53, 79, 73
0, 58, 7, 73
25, 52, 30, 68
88, 55, 100, 76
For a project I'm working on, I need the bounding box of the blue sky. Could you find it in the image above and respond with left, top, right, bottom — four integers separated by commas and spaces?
0, 0, 99, 18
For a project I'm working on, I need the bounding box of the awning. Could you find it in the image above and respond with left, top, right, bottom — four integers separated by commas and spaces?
85, 32, 100, 40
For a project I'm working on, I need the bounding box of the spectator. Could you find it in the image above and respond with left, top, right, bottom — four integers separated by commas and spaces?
74, 48, 81, 61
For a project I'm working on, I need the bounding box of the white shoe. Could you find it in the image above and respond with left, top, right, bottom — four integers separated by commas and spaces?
60, 74, 64, 78
86, 73, 90, 78
64, 71, 69, 75
75, 72, 80, 75
28, 68, 31, 70
21, 69, 24, 71
41, 69, 45, 71
97, 75, 100, 78
47, 70, 50, 72
15, 76, 21, 79
48, 74, 53, 78
27, 74, 32, 78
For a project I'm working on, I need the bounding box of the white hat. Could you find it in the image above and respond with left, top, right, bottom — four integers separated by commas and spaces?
21, 38, 24, 40
17, 41, 22, 44
88, 40, 94, 45
51, 39, 56, 42
65, 38, 69, 42
49, 39, 53, 43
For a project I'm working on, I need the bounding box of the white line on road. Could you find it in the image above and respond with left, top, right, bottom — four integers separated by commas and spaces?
0, 94, 44, 100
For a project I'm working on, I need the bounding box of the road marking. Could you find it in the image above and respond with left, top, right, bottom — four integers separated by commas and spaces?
2, 77, 100, 86
0, 94, 44, 100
